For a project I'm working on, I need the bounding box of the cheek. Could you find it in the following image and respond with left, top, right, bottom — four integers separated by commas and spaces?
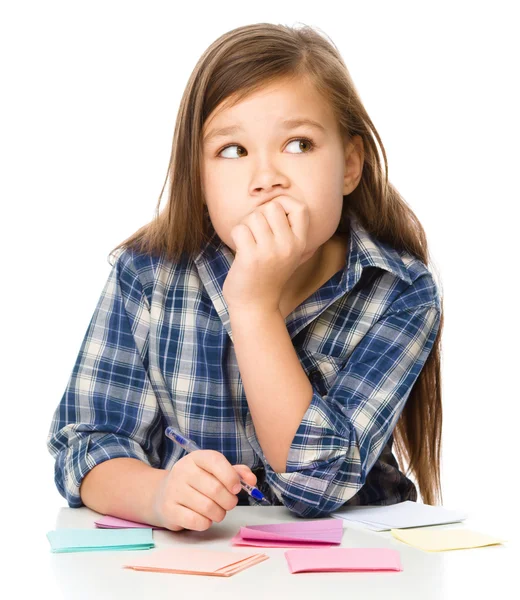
307, 198, 343, 238
210, 203, 242, 228
206, 203, 243, 245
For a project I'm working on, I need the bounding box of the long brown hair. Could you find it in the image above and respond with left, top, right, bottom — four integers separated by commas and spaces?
109, 23, 444, 506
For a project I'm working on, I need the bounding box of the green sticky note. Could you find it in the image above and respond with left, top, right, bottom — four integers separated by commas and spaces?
46, 528, 155, 553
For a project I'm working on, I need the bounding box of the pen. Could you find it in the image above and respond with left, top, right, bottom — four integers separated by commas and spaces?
164, 426, 271, 505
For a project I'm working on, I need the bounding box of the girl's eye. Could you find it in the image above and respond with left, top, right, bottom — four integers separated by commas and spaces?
217, 137, 315, 159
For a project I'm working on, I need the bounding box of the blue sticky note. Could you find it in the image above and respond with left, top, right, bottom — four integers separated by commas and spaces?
46, 528, 155, 553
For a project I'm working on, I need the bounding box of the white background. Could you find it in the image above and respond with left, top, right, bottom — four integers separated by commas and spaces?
1, 0, 518, 566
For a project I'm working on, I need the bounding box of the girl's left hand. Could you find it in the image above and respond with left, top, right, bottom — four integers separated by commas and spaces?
222, 195, 311, 314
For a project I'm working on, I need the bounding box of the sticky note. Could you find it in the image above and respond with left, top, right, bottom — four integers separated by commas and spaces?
46, 528, 155, 553
390, 527, 506, 552
231, 518, 344, 547
332, 501, 467, 531
94, 515, 165, 530
284, 547, 402, 573
124, 548, 269, 576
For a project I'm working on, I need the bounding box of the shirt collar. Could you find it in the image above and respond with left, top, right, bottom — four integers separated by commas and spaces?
195, 211, 412, 292
193, 212, 412, 341
343, 212, 412, 289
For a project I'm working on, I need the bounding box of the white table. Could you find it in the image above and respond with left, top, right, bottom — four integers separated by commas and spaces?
17, 505, 518, 599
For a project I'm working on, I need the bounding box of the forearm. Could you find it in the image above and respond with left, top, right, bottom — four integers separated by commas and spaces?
229, 307, 313, 472
80, 457, 168, 526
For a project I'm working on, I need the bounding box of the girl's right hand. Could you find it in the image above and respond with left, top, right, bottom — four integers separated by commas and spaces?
151, 450, 257, 532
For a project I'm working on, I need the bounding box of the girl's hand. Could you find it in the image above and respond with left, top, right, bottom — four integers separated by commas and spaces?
222, 195, 311, 314
151, 450, 257, 532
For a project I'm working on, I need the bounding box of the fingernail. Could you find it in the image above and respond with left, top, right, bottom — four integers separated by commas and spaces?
232, 484, 241, 494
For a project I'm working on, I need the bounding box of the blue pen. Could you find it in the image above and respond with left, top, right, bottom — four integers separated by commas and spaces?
165, 426, 271, 505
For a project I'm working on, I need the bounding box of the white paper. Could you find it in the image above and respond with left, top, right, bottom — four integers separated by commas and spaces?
330, 501, 467, 530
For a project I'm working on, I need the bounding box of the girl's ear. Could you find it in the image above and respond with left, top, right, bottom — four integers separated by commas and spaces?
343, 135, 364, 195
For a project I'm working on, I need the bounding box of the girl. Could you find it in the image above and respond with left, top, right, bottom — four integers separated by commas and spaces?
47, 23, 443, 532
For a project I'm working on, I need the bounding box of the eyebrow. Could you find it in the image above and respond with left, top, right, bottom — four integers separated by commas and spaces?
203, 118, 327, 144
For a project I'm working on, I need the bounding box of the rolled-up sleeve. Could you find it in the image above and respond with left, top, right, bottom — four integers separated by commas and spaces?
46, 250, 163, 507
262, 302, 441, 517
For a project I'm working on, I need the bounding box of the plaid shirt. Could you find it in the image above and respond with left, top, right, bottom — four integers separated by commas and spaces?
47, 213, 441, 518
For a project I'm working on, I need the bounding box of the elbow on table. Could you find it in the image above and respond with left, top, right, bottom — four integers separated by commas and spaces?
275, 472, 365, 519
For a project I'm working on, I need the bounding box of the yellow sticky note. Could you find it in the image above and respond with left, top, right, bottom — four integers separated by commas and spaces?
390, 527, 506, 552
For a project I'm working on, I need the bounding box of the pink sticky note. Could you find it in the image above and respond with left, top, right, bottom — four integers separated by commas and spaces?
124, 548, 269, 577
232, 519, 343, 547
95, 515, 166, 530
285, 548, 403, 573
231, 534, 324, 548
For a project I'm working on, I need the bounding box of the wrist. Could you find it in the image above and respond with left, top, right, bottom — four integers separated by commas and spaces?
148, 468, 170, 527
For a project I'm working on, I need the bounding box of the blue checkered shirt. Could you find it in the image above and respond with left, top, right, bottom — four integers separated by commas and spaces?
47, 213, 442, 518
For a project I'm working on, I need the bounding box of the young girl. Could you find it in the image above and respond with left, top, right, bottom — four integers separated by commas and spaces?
47, 23, 443, 532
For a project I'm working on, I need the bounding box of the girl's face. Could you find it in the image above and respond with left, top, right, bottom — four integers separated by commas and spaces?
200, 76, 362, 258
